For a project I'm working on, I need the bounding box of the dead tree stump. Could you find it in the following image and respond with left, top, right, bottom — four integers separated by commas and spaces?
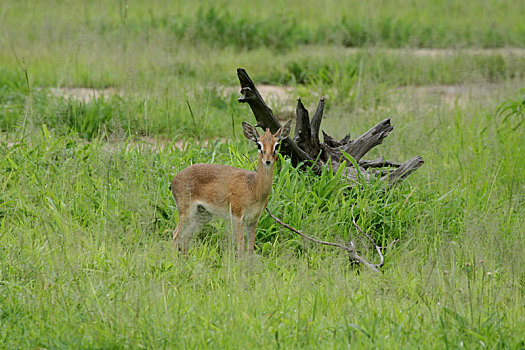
237, 68, 424, 186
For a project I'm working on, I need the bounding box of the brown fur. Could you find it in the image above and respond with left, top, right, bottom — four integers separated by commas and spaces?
171, 120, 292, 256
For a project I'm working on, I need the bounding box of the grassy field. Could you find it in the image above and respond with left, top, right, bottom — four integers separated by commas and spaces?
1, 0, 525, 348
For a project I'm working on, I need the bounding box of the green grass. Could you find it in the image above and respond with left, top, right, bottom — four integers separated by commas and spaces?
2, 49, 524, 138
1, 0, 525, 348
2, 88, 525, 347
2, 0, 525, 50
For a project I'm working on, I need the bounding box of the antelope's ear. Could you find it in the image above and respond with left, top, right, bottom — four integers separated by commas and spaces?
242, 122, 259, 142
274, 119, 292, 141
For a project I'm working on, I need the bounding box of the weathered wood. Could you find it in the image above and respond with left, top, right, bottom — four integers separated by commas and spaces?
237, 69, 280, 131
359, 157, 401, 169
294, 99, 314, 155
236, 68, 423, 186
342, 118, 393, 162
381, 156, 425, 185
266, 207, 382, 273
323, 131, 350, 148
310, 97, 325, 152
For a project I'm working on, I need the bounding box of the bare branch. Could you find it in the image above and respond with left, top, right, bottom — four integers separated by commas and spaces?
359, 156, 402, 169
266, 207, 381, 273
387, 239, 399, 252
381, 155, 425, 185
351, 215, 384, 268
237, 69, 279, 132
322, 131, 350, 148
343, 118, 394, 162
294, 99, 314, 154
310, 97, 325, 151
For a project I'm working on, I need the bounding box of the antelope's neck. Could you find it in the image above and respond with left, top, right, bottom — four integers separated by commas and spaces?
255, 158, 274, 200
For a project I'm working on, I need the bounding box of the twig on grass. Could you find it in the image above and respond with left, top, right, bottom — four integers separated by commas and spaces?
387, 239, 399, 251
265, 207, 382, 273
351, 215, 384, 268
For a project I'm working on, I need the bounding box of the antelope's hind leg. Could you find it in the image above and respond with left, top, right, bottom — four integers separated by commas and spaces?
245, 221, 257, 254
173, 204, 212, 255
233, 216, 245, 258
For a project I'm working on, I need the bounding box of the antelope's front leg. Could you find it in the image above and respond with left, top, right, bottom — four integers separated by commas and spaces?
234, 217, 245, 258
246, 222, 257, 254
173, 214, 189, 255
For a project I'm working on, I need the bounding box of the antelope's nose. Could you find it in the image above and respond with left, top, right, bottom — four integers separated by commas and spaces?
265, 160, 271, 165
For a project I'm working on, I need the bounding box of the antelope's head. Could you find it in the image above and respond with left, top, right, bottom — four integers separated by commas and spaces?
242, 120, 292, 167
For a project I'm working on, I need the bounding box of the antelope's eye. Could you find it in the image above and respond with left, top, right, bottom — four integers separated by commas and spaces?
257, 142, 263, 153
273, 142, 279, 154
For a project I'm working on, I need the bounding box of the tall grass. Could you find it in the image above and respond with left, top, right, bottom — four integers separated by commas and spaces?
2, 0, 525, 50
1, 0, 525, 347
1, 92, 525, 346
2, 50, 524, 139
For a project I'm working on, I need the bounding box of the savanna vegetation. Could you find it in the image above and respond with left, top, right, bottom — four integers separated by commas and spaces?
1, 0, 524, 348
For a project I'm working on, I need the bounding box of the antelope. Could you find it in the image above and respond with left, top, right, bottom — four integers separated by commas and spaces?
171, 120, 292, 256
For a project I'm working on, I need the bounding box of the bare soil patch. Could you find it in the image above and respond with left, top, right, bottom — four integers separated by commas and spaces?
102, 137, 228, 153
48, 87, 117, 103
391, 82, 507, 110
222, 84, 296, 121
342, 47, 525, 57
222, 84, 294, 104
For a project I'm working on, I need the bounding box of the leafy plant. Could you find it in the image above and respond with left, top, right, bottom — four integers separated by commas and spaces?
496, 89, 525, 131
